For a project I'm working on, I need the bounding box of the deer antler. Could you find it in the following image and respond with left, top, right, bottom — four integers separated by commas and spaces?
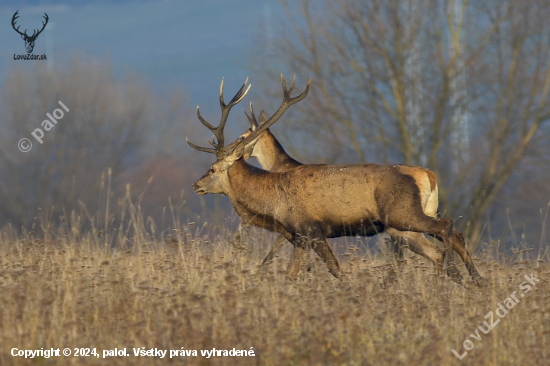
226, 74, 310, 153
244, 102, 268, 131
241, 74, 309, 147
187, 77, 251, 159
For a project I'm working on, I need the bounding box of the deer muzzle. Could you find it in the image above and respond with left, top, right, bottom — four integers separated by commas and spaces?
192, 182, 207, 195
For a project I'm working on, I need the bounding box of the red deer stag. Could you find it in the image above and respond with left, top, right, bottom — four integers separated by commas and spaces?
237, 100, 481, 282
187, 75, 465, 282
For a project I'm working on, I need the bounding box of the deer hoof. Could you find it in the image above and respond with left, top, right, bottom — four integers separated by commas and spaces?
472, 276, 489, 287
447, 265, 463, 285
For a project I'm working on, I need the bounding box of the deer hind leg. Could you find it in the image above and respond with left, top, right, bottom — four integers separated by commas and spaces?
428, 219, 462, 283
262, 235, 288, 265
419, 183, 457, 278
386, 229, 445, 276
393, 216, 462, 284
451, 231, 482, 280
422, 192, 476, 280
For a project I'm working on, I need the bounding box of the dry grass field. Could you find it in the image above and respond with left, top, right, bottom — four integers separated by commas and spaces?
0, 203, 548, 365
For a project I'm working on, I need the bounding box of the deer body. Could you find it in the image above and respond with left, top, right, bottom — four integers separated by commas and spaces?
195, 153, 455, 279
244, 128, 480, 281
230, 163, 437, 235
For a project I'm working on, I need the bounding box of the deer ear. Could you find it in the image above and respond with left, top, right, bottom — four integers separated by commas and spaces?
226, 141, 245, 163
259, 110, 267, 124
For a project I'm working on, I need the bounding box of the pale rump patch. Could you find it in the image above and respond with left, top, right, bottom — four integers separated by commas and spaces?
422, 170, 439, 218
397, 166, 439, 218
426, 170, 437, 191
424, 183, 439, 218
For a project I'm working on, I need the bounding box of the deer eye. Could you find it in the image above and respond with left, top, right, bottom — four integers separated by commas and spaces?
211, 167, 216, 173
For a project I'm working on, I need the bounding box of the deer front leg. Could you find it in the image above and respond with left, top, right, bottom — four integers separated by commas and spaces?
287, 231, 341, 280
286, 237, 308, 279
297, 227, 341, 280
310, 236, 341, 280
233, 223, 250, 246
262, 235, 288, 265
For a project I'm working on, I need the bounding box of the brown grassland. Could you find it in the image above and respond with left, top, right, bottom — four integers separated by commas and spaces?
0, 200, 548, 366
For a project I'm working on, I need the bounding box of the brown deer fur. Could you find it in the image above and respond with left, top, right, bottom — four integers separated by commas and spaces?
240, 127, 481, 281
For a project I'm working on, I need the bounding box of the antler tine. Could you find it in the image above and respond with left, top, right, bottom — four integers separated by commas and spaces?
222, 77, 250, 107
196, 106, 217, 130
215, 77, 251, 154
287, 75, 296, 95
208, 135, 217, 147
244, 111, 255, 130
244, 102, 260, 130
186, 137, 217, 155
239, 74, 310, 149
187, 77, 251, 158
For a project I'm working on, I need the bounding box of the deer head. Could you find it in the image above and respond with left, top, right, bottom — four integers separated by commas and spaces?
12, 11, 49, 54
187, 74, 310, 195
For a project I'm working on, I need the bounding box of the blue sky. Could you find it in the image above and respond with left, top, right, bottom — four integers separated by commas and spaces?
1, 0, 280, 107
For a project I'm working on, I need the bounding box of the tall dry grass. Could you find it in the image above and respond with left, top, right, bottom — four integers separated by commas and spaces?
0, 200, 548, 365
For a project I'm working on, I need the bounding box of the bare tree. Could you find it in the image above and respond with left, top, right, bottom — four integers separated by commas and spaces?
0, 60, 161, 228
250, 0, 550, 247
0, 59, 238, 232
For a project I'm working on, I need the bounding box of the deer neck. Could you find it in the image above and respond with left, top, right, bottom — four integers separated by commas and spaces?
252, 130, 302, 172
226, 159, 279, 217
